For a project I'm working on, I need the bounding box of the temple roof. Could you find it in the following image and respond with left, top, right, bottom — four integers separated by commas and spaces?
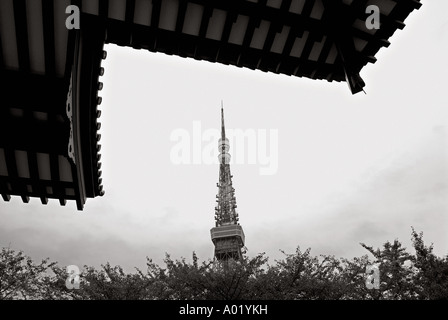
0, 0, 422, 210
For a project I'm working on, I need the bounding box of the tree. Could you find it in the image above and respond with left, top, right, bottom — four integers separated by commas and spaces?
411, 228, 448, 300
249, 247, 348, 300
0, 247, 56, 300
160, 252, 267, 300
339, 255, 373, 299
1, 228, 446, 300
360, 240, 416, 299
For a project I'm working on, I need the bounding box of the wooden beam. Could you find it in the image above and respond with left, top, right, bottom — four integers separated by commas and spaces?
3, 149, 28, 204
0, 176, 74, 189
104, 17, 344, 81
0, 175, 76, 200
151, 0, 161, 31
220, 11, 236, 44
236, 0, 262, 68
291, 0, 316, 76
191, 4, 213, 60
198, 5, 213, 39
99, 0, 109, 18
125, 0, 136, 27
27, 151, 48, 205
42, 0, 56, 76
0, 22, 4, 69
1, 70, 67, 113
175, 0, 188, 34
174, 0, 188, 56
13, 0, 30, 71
0, 115, 69, 154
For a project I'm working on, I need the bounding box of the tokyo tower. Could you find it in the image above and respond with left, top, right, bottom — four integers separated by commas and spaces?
210, 103, 245, 261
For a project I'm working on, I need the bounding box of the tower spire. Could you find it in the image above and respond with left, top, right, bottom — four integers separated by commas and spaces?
210, 102, 245, 261
221, 100, 225, 141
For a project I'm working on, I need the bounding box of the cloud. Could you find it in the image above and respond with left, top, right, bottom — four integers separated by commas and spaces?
317, 129, 447, 256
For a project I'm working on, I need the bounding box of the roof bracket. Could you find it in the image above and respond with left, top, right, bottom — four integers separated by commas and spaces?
322, 0, 366, 94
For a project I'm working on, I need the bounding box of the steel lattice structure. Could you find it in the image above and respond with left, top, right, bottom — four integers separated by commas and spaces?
210, 104, 245, 261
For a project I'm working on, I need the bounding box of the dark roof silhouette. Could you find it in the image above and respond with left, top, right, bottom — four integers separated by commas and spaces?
0, 0, 422, 210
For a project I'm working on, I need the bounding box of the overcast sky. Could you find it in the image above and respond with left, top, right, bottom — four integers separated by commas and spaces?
1, 1, 447, 272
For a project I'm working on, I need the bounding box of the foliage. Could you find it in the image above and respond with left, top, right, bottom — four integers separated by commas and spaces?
411, 228, 448, 300
0, 247, 56, 300
1, 229, 447, 300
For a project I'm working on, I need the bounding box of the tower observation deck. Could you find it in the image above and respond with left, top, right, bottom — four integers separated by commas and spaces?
210, 103, 245, 261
